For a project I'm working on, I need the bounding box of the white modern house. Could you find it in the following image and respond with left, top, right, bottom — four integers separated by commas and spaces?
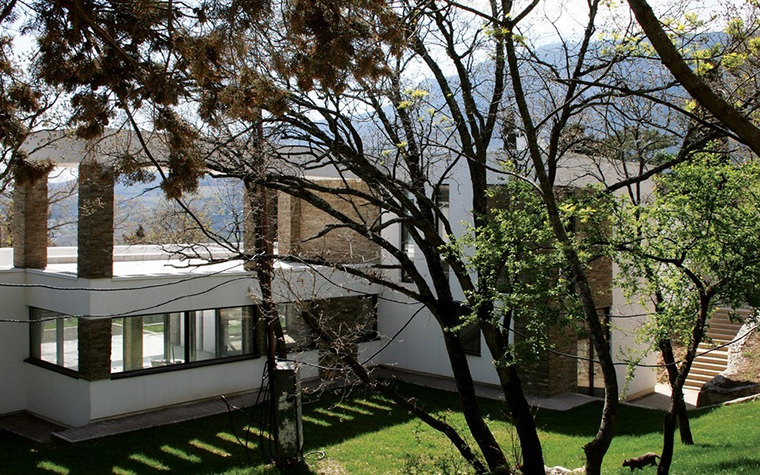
0, 132, 657, 428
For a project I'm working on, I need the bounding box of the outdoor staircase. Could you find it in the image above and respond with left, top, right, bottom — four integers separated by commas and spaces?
683, 309, 749, 391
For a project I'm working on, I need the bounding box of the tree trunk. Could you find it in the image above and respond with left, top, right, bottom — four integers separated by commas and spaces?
505, 28, 619, 474
499, 365, 545, 475
677, 400, 693, 445
659, 339, 694, 446
441, 330, 509, 471
480, 321, 545, 474
658, 401, 678, 474
583, 384, 619, 475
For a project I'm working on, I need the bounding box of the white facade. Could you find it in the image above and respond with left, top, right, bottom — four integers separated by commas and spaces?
0, 247, 384, 427
0, 141, 656, 427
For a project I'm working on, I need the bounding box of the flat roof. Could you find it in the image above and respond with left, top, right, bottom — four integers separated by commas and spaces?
0, 245, 319, 279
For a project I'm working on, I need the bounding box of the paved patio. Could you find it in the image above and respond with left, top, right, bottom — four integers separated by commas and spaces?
625, 383, 700, 411
370, 367, 600, 411
0, 412, 66, 443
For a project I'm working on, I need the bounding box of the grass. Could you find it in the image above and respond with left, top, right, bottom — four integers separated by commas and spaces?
1, 383, 759, 474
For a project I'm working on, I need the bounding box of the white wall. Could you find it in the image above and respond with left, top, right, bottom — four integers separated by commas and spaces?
25, 365, 91, 427
0, 269, 30, 415
8, 261, 373, 425
90, 358, 268, 421
610, 262, 657, 399
373, 296, 501, 386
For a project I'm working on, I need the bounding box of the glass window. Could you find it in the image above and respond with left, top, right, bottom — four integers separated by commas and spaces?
278, 302, 317, 351
190, 309, 217, 362
577, 307, 611, 397
167, 312, 186, 364
110, 306, 256, 374
401, 190, 416, 283
401, 221, 415, 259
459, 323, 481, 356
435, 185, 450, 278
30, 308, 78, 370
111, 313, 185, 372
400, 221, 414, 283
435, 184, 450, 238
219, 306, 255, 357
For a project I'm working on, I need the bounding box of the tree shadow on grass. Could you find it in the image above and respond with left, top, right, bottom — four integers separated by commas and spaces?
0, 383, 732, 474
1, 408, 330, 474
0, 383, 429, 475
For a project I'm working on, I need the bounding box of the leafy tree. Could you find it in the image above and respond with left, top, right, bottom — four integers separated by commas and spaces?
614, 150, 760, 474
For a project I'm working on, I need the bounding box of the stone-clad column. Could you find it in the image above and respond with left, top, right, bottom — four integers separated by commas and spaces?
13, 173, 49, 269
77, 159, 116, 380
77, 159, 114, 279
244, 183, 278, 271
78, 317, 112, 381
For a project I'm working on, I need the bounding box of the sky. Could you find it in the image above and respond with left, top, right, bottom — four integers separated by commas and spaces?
519, 0, 744, 45
5, 0, 748, 51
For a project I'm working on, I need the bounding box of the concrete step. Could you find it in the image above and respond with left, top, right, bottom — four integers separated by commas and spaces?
685, 372, 715, 383
689, 367, 721, 378
703, 338, 733, 346
684, 382, 705, 391
705, 325, 741, 336
696, 346, 729, 355
697, 343, 729, 352
708, 321, 742, 330
708, 316, 740, 325
706, 330, 740, 339
694, 356, 728, 367
695, 353, 728, 363
704, 333, 736, 341
691, 361, 727, 372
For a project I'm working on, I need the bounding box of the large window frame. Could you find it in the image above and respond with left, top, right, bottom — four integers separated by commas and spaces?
111, 305, 259, 375
279, 295, 380, 352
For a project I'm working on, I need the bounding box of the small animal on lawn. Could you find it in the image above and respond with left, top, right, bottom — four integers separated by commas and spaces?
622, 452, 660, 471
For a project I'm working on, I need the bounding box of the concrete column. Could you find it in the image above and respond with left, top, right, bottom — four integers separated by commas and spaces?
78, 317, 112, 381
77, 160, 114, 279
272, 360, 303, 465
12, 174, 49, 269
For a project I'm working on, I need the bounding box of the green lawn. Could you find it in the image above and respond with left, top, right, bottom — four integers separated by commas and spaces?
1, 384, 758, 474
